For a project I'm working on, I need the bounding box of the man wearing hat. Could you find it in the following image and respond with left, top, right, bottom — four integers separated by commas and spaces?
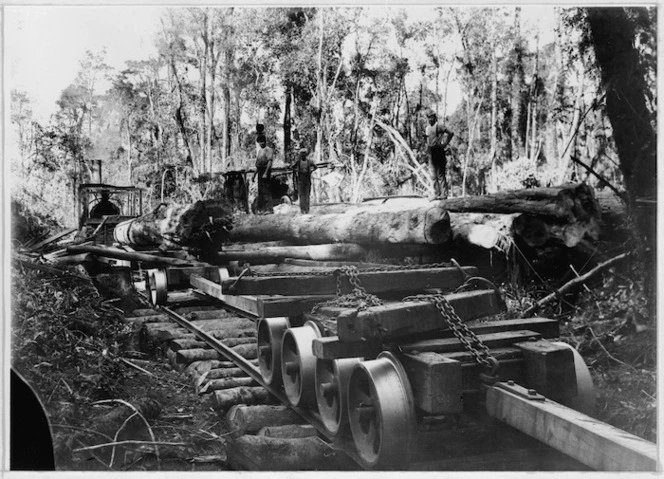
425, 111, 454, 198
252, 134, 274, 213
289, 147, 317, 213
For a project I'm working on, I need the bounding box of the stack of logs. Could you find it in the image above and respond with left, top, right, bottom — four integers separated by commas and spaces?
110, 184, 606, 264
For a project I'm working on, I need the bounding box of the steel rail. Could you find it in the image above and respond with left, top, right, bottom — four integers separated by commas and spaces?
155, 302, 368, 470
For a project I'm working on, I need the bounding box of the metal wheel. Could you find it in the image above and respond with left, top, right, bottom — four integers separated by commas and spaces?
281, 321, 322, 407
257, 317, 290, 386
347, 352, 416, 469
147, 269, 168, 306
553, 341, 595, 415
315, 357, 361, 436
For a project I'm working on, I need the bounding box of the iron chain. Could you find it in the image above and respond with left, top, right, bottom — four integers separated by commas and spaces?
402, 293, 499, 376
312, 265, 382, 313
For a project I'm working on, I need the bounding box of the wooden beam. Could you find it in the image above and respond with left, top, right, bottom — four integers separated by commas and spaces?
486, 382, 658, 471
163, 266, 224, 288
461, 317, 559, 339
336, 290, 503, 342
400, 330, 542, 354
220, 266, 477, 296
190, 274, 333, 318
283, 258, 394, 269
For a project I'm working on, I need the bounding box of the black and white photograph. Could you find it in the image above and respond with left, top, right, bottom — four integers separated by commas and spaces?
4, 2, 658, 473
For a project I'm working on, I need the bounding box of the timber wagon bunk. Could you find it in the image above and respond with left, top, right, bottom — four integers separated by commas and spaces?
123, 255, 656, 472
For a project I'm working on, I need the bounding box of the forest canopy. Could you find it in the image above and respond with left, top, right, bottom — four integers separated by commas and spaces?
9, 6, 657, 228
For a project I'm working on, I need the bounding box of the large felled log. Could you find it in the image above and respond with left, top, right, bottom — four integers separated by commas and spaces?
440, 183, 601, 220
215, 243, 368, 264
226, 435, 353, 471
114, 200, 233, 249
229, 202, 451, 245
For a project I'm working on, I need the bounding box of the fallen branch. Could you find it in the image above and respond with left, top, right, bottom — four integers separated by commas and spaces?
570, 155, 627, 202
73, 440, 190, 453
17, 258, 90, 281
92, 399, 161, 470
521, 252, 630, 317
120, 358, 154, 377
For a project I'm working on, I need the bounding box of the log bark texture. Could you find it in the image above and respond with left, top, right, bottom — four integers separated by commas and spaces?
229, 201, 451, 245
226, 405, 306, 435
212, 387, 277, 411
114, 200, 233, 248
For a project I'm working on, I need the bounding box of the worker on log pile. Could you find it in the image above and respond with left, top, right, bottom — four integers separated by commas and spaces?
289, 147, 317, 214
90, 190, 120, 218
425, 110, 454, 199
252, 134, 274, 214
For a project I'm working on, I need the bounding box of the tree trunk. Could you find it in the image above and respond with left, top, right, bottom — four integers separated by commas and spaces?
229, 202, 451, 245
440, 183, 601, 221
113, 200, 232, 248
585, 8, 657, 204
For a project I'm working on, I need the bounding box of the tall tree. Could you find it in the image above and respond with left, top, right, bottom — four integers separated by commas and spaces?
585, 7, 657, 204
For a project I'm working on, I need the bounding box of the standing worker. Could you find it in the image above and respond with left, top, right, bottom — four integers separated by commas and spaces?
252, 134, 274, 213
290, 147, 317, 214
425, 110, 454, 198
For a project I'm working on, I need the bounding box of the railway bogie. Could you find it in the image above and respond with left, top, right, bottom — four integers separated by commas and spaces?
113, 254, 656, 472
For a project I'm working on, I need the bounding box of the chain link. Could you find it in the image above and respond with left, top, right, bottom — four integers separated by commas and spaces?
402, 293, 499, 376
312, 265, 382, 313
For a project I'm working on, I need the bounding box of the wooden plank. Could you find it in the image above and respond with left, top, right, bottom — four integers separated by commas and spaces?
164, 266, 223, 287
401, 352, 463, 415
220, 266, 477, 296
459, 317, 559, 339
312, 336, 381, 360
486, 383, 658, 471
336, 290, 503, 342
190, 274, 333, 318
400, 330, 542, 354
283, 258, 396, 269
257, 295, 335, 318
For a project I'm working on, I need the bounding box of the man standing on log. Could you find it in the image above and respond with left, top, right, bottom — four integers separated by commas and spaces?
253, 134, 274, 214
425, 111, 454, 199
289, 148, 317, 213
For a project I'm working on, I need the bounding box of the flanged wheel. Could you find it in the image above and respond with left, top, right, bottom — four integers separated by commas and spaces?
315, 357, 361, 436
281, 321, 322, 407
553, 341, 595, 415
347, 351, 416, 469
257, 317, 290, 386
146, 269, 168, 306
